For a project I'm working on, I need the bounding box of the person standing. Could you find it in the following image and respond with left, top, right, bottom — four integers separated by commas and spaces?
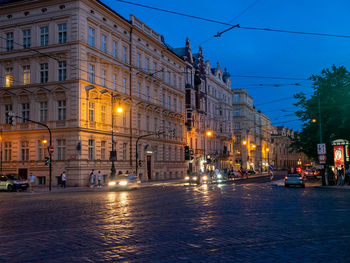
61, 171, 66, 188
97, 171, 102, 188
29, 173, 35, 192
89, 169, 95, 187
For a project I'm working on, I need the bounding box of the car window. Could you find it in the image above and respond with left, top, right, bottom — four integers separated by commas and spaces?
288, 174, 301, 177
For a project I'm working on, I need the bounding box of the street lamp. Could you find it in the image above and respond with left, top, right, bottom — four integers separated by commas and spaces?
100, 89, 122, 180
203, 131, 213, 171
266, 147, 270, 170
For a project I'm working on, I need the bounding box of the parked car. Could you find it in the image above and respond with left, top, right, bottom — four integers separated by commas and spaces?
285, 173, 305, 188
108, 173, 141, 190
0, 174, 29, 191
185, 173, 209, 185
246, 170, 256, 175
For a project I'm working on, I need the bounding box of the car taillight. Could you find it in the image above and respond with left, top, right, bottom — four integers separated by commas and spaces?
299, 177, 303, 180
285, 177, 288, 180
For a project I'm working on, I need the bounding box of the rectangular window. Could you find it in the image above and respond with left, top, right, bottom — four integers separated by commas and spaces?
58, 24, 67, 44
4, 142, 12, 161
21, 141, 29, 161
58, 100, 66, 120
123, 143, 127, 160
58, 61, 67, 81
88, 64, 94, 83
153, 89, 158, 104
234, 109, 240, 116
57, 139, 66, 160
101, 35, 106, 52
101, 105, 106, 123
145, 58, 149, 72
113, 41, 117, 58
39, 102, 48, 122
167, 96, 171, 109
146, 116, 150, 131
122, 46, 127, 63
40, 26, 49, 46
162, 93, 165, 107
21, 103, 30, 123
137, 113, 141, 130
5, 105, 13, 124
137, 83, 141, 97
6, 32, 14, 51
122, 78, 126, 94
88, 27, 94, 47
88, 139, 94, 160
40, 63, 48, 83
89, 102, 94, 122
123, 112, 127, 127
173, 98, 177, 112
101, 141, 106, 160
234, 122, 240, 130
234, 94, 240, 103
101, 69, 105, 87
137, 53, 141, 68
154, 117, 158, 132
38, 140, 47, 160
162, 144, 165, 161
179, 100, 182, 113
23, 29, 31, 48
153, 62, 157, 76
5, 67, 13, 87
146, 86, 150, 101
23, 65, 30, 85
113, 74, 116, 90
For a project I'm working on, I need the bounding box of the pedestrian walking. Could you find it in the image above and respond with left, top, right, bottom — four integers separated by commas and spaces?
89, 169, 95, 187
61, 171, 66, 188
29, 173, 35, 192
97, 171, 102, 187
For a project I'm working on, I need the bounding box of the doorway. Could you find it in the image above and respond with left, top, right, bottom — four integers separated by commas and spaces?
147, 155, 152, 180
18, 168, 28, 179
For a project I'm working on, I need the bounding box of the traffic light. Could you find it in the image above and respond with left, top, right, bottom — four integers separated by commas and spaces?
190, 149, 194, 160
138, 160, 142, 167
45, 157, 50, 166
184, 146, 190, 160
171, 129, 175, 137
6, 112, 16, 126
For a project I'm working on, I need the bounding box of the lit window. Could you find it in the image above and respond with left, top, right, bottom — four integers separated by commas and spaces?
5, 67, 13, 87
6, 32, 14, 51
40, 27, 48, 46
58, 100, 66, 120
101, 141, 106, 160
88, 27, 94, 47
58, 61, 66, 81
58, 24, 67, 44
40, 63, 48, 83
23, 65, 30, 85
23, 29, 31, 48
101, 105, 106, 123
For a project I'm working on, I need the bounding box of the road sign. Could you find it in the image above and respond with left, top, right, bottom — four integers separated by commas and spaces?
8, 111, 16, 117
317, 144, 326, 155
318, 154, 326, 164
48, 146, 54, 154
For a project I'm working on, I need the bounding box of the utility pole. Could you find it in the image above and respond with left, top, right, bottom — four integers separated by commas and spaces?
318, 89, 326, 186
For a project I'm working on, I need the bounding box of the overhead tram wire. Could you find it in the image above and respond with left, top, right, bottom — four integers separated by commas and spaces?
115, 0, 350, 39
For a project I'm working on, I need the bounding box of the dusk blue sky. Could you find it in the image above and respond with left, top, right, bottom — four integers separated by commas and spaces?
101, 0, 350, 130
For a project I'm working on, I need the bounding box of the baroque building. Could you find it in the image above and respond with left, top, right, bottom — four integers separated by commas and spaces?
0, 0, 187, 186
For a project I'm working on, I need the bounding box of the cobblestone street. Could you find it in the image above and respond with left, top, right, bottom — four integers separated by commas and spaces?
1, 179, 350, 262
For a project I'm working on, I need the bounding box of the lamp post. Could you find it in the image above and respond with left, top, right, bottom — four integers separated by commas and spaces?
242, 140, 247, 169
266, 147, 270, 172
204, 131, 212, 171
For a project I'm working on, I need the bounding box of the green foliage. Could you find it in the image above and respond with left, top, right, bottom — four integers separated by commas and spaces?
292, 65, 350, 164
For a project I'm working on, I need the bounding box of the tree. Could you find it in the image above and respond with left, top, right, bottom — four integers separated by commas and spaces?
292, 65, 350, 164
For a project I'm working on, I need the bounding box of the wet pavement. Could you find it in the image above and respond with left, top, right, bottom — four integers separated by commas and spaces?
1, 177, 350, 262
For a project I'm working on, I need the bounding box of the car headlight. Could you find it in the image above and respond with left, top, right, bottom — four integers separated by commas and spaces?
192, 176, 197, 180
108, 182, 116, 186
185, 176, 190, 180
203, 176, 208, 180
119, 181, 128, 186
217, 174, 222, 179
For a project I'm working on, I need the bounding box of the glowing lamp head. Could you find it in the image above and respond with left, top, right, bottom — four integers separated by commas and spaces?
312, 119, 317, 123
242, 140, 247, 145
266, 148, 270, 152
206, 131, 212, 136
42, 139, 48, 144
117, 107, 123, 113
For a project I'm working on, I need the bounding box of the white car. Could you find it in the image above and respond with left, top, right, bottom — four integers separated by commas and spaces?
108, 174, 141, 190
